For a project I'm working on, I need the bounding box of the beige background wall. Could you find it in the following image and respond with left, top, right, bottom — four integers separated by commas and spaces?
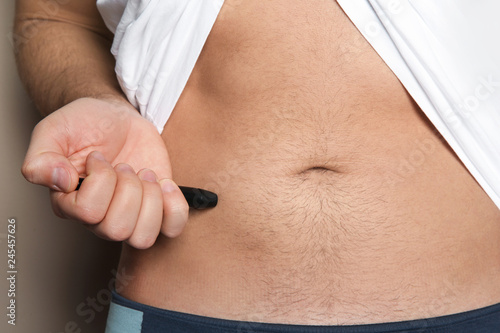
1, 2, 121, 332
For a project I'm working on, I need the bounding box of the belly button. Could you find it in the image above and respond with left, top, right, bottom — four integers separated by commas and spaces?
299, 166, 339, 176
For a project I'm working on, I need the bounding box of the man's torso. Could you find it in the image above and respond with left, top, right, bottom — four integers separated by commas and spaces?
117, 0, 500, 325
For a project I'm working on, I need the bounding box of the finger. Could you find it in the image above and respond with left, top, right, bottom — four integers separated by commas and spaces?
22, 152, 80, 192
51, 151, 117, 224
127, 169, 163, 249
159, 179, 190, 238
90, 163, 142, 242
22, 116, 82, 192
22, 148, 80, 193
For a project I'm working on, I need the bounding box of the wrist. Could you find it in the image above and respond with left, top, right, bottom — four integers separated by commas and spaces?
71, 96, 141, 118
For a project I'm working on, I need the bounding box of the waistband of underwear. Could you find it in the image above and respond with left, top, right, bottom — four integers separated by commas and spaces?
108, 291, 500, 333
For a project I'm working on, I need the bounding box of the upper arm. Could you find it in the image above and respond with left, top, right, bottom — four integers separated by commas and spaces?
15, 0, 113, 40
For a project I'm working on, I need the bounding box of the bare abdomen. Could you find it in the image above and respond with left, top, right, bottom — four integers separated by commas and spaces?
118, 0, 500, 324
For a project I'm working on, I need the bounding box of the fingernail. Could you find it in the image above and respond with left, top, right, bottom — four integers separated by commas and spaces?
92, 151, 106, 161
140, 169, 157, 183
52, 168, 70, 192
160, 179, 177, 193
115, 164, 135, 173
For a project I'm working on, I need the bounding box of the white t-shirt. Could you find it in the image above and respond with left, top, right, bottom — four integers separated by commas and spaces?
96, 0, 224, 132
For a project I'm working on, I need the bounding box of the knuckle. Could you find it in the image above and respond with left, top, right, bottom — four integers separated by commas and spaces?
162, 227, 182, 239
168, 200, 190, 219
20, 162, 35, 183
120, 177, 142, 191
162, 220, 187, 238
101, 168, 118, 181
129, 235, 156, 250
102, 223, 133, 242
77, 206, 106, 225
162, 205, 189, 238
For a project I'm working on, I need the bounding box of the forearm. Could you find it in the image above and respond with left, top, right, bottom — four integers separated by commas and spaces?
14, 1, 125, 116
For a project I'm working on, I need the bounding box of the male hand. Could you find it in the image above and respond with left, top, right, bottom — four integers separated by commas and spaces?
21, 98, 189, 249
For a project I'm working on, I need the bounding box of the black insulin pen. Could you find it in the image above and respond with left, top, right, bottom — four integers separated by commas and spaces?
76, 178, 218, 210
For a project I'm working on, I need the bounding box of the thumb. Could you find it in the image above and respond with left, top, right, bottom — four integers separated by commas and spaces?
22, 151, 80, 192
22, 109, 84, 192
